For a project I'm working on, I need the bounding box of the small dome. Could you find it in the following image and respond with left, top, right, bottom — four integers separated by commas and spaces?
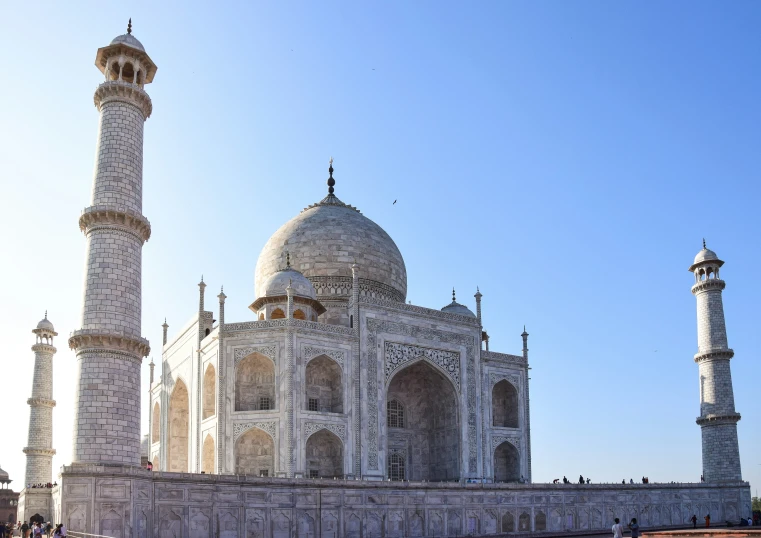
36, 317, 55, 331
441, 300, 476, 318
693, 248, 719, 265
110, 33, 145, 52
0, 466, 9, 481
261, 267, 316, 299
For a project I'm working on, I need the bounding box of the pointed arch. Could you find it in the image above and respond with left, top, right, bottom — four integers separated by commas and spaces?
293, 309, 306, 320
492, 379, 519, 428
168, 379, 189, 473
494, 441, 520, 482
203, 363, 216, 419
386, 361, 459, 481
235, 352, 275, 411
305, 355, 342, 413
151, 402, 160, 443
202, 434, 215, 474
305, 429, 343, 478
271, 308, 285, 319
235, 428, 274, 476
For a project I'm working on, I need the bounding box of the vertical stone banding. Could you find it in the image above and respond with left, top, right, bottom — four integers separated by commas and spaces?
69, 61, 155, 465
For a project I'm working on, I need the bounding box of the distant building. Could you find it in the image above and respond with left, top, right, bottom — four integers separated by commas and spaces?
0, 467, 19, 524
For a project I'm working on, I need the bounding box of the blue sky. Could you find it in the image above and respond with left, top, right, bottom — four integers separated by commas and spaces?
0, 1, 758, 495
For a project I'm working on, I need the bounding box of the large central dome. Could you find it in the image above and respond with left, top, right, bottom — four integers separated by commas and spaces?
255, 180, 407, 303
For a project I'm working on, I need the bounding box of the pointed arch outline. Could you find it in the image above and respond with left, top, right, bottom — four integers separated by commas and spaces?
232, 421, 277, 443
489, 372, 521, 392
233, 346, 277, 368
384, 353, 461, 395
303, 347, 345, 368
303, 422, 346, 442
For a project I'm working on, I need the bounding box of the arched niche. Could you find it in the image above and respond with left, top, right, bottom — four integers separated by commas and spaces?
168, 379, 189, 473
151, 402, 160, 444
494, 441, 520, 482
293, 309, 306, 320
235, 428, 274, 476
305, 355, 342, 413
202, 434, 215, 474
235, 353, 275, 411
535, 511, 547, 531
271, 308, 285, 320
386, 361, 459, 481
203, 364, 216, 419
305, 429, 343, 478
492, 379, 519, 428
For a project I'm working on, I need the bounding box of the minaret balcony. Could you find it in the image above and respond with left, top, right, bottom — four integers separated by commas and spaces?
27, 398, 56, 408
93, 80, 153, 118
691, 278, 726, 294
79, 204, 151, 242
696, 413, 741, 426
31, 343, 56, 354
69, 329, 150, 359
693, 349, 734, 363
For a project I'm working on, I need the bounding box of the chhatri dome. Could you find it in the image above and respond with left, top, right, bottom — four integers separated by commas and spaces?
255, 160, 407, 302
689, 239, 724, 271
260, 253, 317, 299
441, 288, 476, 317
36, 312, 55, 332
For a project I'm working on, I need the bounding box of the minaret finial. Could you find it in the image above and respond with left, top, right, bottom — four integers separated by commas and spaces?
452, 287, 456, 302
327, 157, 335, 195
703, 238, 706, 249
127, 18, 132, 35
44, 310, 48, 319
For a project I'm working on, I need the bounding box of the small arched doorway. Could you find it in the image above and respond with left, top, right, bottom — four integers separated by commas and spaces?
235, 428, 274, 477
167, 380, 189, 473
203, 364, 216, 419
492, 379, 519, 428
235, 353, 275, 411
305, 429, 343, 478
494, 441, 520, 482
151, 402, 160, 443
386, 360, 459, 481
202, 434, 215, 474
305, 356, 342, 413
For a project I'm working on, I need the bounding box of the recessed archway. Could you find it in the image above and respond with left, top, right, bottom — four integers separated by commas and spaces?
386, 360, 459, 481
151, 402, 160, 443
202, 434, 215, 474
305, 429, 343, 478
235, 353, 275, 411
494, 441, 520, 482
305, 355, 342, 413
235, 428, 274, 476
492, 379, 519, 428
203, 364, 216, 419
168, 379, 189, 473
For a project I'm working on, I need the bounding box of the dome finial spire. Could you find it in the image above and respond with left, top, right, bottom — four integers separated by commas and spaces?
286, 251, 291, 269
703, 238, 707, 250
127, 18, 132, 35
327, 157, 335, 195
452, 287, 456, 302
44, 310, 48, 319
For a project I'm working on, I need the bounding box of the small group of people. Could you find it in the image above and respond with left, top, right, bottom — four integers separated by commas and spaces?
552, 475, 592, 484
612, 517, 640, 538
25, 483, 56, 489
3, 521, 66, 538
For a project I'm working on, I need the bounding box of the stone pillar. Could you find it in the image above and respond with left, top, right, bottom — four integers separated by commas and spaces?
68, 35, 156, 465
522, 326, 532, 482
24, 316, 58, 486
351, 263, 361, 477
689, 244, 742, 483
285, 282, 295, 477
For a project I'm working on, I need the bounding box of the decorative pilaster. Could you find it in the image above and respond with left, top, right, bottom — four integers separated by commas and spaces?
522, 326, 532, 482
217, 287, 226, 474
199, 277, 206, 312
351, 263, 361, 477
285, 282, 295, 477
474, 287, 482, 328
689, 243, 742, 482
69, 30, 157, 465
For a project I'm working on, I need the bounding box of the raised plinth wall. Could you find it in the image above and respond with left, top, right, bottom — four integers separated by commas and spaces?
52, 465, 750, 538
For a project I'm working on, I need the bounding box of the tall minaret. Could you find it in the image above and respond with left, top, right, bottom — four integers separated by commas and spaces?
689, 241, 742, 483
24, 314, 57, 485
68, 21, 157, 465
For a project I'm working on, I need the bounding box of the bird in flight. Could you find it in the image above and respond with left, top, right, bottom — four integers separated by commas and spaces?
393, 199, 397, 205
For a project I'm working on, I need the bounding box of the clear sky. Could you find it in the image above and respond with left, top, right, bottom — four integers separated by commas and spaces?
0, 1, 758, 496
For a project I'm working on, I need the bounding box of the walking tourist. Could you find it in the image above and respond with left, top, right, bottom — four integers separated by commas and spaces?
20, 522, 28, 538
579, 475, 584, 484
704, 514, 711, 528
45, 523, 52, 538
691, 514, 698, 528
628, 517, 640, 538
612, 518, 624, 538
586, 478, 591, 484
